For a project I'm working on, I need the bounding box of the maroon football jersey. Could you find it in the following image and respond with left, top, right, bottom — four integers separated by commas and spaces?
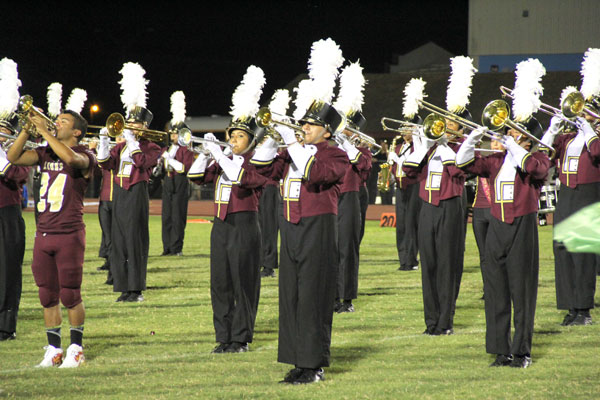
34, 145, 97, 234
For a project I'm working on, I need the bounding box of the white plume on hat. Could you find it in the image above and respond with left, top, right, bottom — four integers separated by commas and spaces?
65, 88, 87, 114
512, 58, 546, 122
119, 62, 148, 113
402, 78, 426, 120
292, 79, 315, 121
580, 48, 600, 100
170, 91, 186, 126
560, 86, 579, 105
446, 56, 477, 113
268, 89, 291, 117
229, 65, 265, 121
333, 61, 366, 116
47, 82, 62, 119
307, 38, 344, 104
0, 58, 21, 119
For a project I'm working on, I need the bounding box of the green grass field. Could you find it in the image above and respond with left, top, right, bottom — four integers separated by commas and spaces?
1, 211, 599, 399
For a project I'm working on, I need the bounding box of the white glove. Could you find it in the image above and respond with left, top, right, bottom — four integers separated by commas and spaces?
203, 133, 224, 162
502, 135, 528, 168
465, 127, 486, 147
576, 116, 597, 142
252, 136, 279, 164
276, 125, 297, 146
161, 150, 172, 160
541, 115, 563, 148
218, 155, 243, 183
97, 134, 110, 160
167, 157, 184, 173
123, 129, 140, 152
336, 134, 360, 161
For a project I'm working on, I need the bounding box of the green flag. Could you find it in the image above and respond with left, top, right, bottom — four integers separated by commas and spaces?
554, 202, 600, 254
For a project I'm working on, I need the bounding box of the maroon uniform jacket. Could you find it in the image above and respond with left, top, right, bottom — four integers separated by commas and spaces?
99, 168, 114, 202
34, 145, 97, 234
0, 162, 30, 208
253, 141, 349, 224
551, 132, 600, 188
189, 152, 268, 220
459, 152, 551, 224
340, 147, 372, 194
402, 143, 466, 205
99, 140, 161, 190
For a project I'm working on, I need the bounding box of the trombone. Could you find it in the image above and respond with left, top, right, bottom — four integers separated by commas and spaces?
88, 112, 167, 144
499, 86, 600, 128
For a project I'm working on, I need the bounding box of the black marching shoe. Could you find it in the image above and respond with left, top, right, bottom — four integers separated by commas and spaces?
116, 292, 129, 302
510, 355, 532, 368
0, 331, 16, 341
126, 291, 144, 302
334, 300, 343, 313
432, 328, 454, 336
211, 342, 230, 354
225, 342, 248, 353
489, 354, 512, 367
337, 301, 355, 313
97, 261, 110, 271
279, 367, 304, 384
292, 368, 324, 384
398, 265, 418, 271
560, 310, 577, 326
260, 267, 276, 278
569, 311, 592, 326
422, 326, 435, 335
160, 251, 171, 256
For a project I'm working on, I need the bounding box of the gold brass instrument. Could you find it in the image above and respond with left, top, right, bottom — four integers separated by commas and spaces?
88, 112, 167, 143
380, 117, 421, 136
17, 95, 57, 137
377, 134, 404, 193
256, 107, 304, 135
481, 99, 554, 155
500, 86, 600, 123
336, 115, 382, 155
381, 114, 463, 141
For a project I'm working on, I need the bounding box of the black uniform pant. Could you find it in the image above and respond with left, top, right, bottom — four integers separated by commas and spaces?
98, 200, 113, 259
210, 212, 261, 344
359, 185, 369, 244
553, 184, 598, 310
418, 198, 464, 333
258, 184, 280, 270
111, 182, 149, 293
472, 207, 492, 289
395, 184, 421, 268
161, 174, 190, 254
278, 214, 338, 369
0, 205, 25, 334
337, 191, 361, 300
484, 213, 538, 356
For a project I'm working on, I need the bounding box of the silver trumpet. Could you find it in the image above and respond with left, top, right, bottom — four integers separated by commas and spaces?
0, 131, 42, 150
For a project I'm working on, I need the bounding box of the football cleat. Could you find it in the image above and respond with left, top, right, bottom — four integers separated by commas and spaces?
59, 344, 84, 368
36, 345, 63, 368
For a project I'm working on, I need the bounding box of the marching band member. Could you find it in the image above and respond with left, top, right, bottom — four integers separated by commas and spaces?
390, 79, 426, 271
98, 62, 161, 303
160, 91, 195, 257
258, 89, 291, 279
542, 71, 600, 327
0, 61, 29, 343
252, 38, 348, 384
188, 66, 268, 354
332, 61, 372, 313
7, 83, 95, 368
456, 58, 551, 368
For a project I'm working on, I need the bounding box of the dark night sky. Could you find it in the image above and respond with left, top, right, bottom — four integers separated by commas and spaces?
3, 1, 468, 128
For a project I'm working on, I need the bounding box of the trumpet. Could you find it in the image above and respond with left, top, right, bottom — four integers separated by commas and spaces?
256, 107, 304, 134
337, 115, 382, 154
189, 136, 233, 155
17, 95, 57, 137
88, 112, 167, 144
